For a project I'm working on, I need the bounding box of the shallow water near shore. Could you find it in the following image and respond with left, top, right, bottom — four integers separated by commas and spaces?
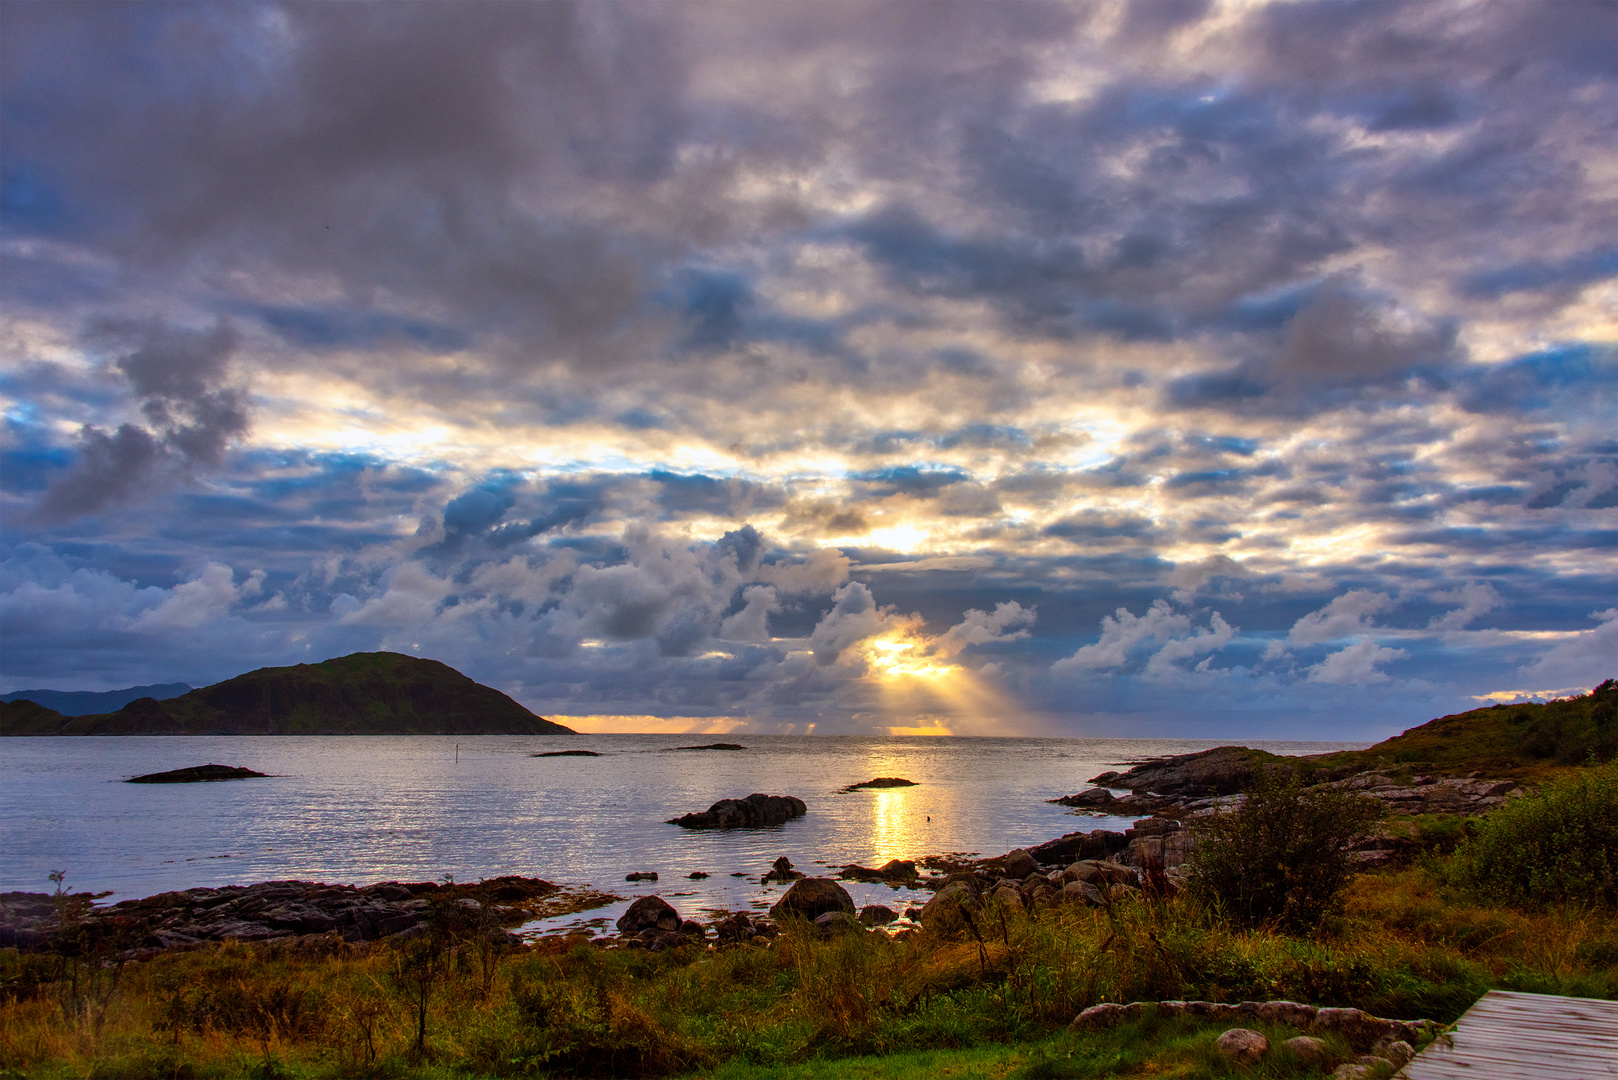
0, 734, 1364, 932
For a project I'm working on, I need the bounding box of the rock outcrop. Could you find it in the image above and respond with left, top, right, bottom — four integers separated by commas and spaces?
0, 876, 557, 953
667, 793, 806, 829
1089, 746, 1278, 797
838, 777, 917, 792
838, 858, 918, 884
616, 895, 681, 934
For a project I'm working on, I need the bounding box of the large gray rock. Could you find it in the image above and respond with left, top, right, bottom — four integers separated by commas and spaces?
616, 895, 681, 934
919, 878, 979, 923
769, 878, 855, 921
1214, 1028, 1268, 1066
1283, 1035, 1330, 1068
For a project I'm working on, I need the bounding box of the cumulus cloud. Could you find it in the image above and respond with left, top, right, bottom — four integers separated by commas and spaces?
1308, 640, 1408, 684
1053, 600, 1235, 679
719, 585, 779, 642
1289, 590, 1396, 646
1428, 581, 1503, 631
1518, 609, 1618, 689
935, 601, 1036, 654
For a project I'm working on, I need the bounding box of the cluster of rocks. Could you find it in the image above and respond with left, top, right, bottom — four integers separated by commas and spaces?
0, 876, 557, 954
667, 793, 807, 829
1074, 999, 1431, 1076
1321, 771, 1520, 815
837, 858, 919, 884
611, 872, 906, 951
1062, 744, 1522, 821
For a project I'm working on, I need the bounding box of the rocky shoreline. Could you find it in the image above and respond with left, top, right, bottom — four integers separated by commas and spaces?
1, 745, 1519, 964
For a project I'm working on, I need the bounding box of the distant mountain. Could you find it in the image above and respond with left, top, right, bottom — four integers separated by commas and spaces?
1, 683, 193, 716
0, 652, 573, 736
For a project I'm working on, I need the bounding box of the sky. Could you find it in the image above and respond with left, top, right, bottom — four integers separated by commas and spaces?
1, 0, 1614, 740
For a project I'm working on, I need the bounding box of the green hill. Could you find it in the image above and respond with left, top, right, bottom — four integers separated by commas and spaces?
0, 652, 573, 736
1315, 678, 1616, 778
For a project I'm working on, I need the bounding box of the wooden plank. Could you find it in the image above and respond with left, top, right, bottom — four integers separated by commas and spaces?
1400, 990, 1618, 1080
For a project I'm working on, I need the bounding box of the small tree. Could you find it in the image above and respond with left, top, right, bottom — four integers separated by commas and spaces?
1187, 769, 1383, 934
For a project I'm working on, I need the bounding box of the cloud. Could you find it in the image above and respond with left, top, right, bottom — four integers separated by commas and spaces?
1308, 640, 1408, 685
1428, 581, 1503, 631
935, 601, 1036, 655
37, 321, 249, 520
1289, 590, 1396, 646
719, 584, 779, 642
128, 563, 262, 633
1053, 599, 1235, 679
1518, 609, 1618, 689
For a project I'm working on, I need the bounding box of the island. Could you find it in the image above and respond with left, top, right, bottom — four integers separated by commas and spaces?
0, 652, 574, 736
126, 764, 268, 784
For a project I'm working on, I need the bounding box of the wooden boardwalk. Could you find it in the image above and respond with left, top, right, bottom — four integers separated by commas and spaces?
1399, 990, 1618, 1079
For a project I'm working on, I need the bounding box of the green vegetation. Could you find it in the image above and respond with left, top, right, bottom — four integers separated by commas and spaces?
0, 652, 573, 736
1446, 761, 1618, 910
1186, 771, 1384, 933
5, 856, 1618, 1079
1316, 679, 1618, 779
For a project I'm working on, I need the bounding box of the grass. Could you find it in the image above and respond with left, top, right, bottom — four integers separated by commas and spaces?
4, 857, 1616, 1079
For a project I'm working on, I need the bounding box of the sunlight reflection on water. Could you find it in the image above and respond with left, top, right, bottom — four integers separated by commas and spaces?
0, 734, 1365, 928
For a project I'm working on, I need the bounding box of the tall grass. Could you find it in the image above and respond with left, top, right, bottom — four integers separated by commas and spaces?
3, 866, 1616, 1078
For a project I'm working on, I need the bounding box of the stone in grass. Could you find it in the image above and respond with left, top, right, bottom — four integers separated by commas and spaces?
1214, 1028, 1268, 1067
1374, 1039, 1415, 1068
814, 911, 862, 935
1283, 1036, 1331, 1068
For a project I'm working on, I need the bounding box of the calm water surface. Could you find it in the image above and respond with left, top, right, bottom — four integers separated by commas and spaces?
0, 735, 1365, 930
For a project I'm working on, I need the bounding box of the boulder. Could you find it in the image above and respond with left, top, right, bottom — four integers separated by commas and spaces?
1000, 848, 1039, 879
763, 856, 806, 883
769, 878, 855, 921
668, 793, 806, 829
625, 871, 659, 882
1214, 1028, 1268, 1066
1069, 1002, 1145, 1030
919, 878, 979, 922
1330, 1066, 1370, 1080
1374, 1040, 1415, 1068
858, 904, 897, 926
616, 895, 681, 934
1283, 1035, 1330, 1068
1066, 860, 1137, 886
1062, 880, 1105, 905
814, 911, 861, 935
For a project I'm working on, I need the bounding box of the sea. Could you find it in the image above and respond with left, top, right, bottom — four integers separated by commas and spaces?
0, 734, 1366, 933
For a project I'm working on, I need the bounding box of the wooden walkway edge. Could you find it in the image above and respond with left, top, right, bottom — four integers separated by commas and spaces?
1398, 989, 1618, 1080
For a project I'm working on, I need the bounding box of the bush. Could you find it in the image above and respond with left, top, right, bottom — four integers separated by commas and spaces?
1446, 762, 1618, 910
1186, 770, 1384, 934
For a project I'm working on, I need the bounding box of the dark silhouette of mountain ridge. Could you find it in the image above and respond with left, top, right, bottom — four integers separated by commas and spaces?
1, 683, 193, 716
0, 652, 573, 736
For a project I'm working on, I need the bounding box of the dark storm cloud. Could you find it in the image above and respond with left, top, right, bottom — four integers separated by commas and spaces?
36, 321, 249, 519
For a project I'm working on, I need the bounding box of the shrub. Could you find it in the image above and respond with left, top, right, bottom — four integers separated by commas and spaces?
1186, 770, 1384, 934
1446, 762, 1618, 909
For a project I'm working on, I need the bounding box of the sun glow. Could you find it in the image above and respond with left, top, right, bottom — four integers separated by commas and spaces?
867, 638, 956, 680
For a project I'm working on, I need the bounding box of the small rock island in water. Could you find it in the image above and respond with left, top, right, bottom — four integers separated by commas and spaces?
663, 742, 747, 751
839, 776, 918, 792
126, 764, 268, 784
531, 749, 601, 757
668, 793, 806, 829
